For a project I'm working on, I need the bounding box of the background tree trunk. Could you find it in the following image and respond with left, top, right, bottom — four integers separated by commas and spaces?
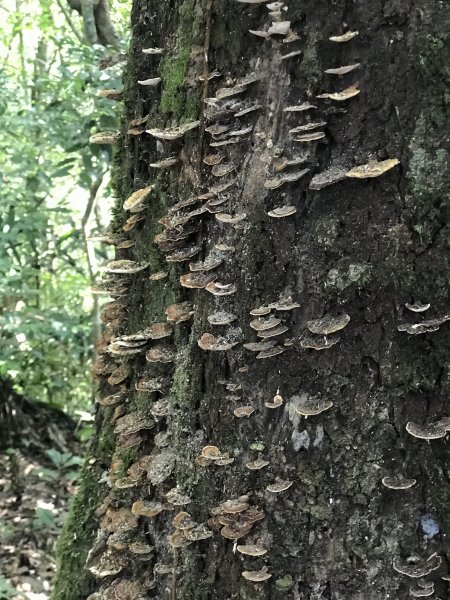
52, 1, 450, 599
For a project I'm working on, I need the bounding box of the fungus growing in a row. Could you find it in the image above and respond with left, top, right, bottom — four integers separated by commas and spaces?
215, 212, 247, 224
206, 281, 237, 296
99, 260, 150, 274
208, 311, 237, 325
293, 131, 326, 142
325, 63, 361, 75
289, 122, 327, 134
146, 120, 201, 140
180, 272, 217, 289
246, 458, 270, 470
96, 89, 123, 101
149, 157, 179, 168
294, 396, 333, 416
267, 479, 293, 493
165, 302, 194, 323
265, 394, 283, 408
137, 77, 161, 86
89, 131, 120, 144
267, 205, 297, 218
317, 85, 360, 101
346, 158, 400, 178
405, 301, 430, 313
242, 567, 272, 582
405, 421, 447, 440
329, 31, 359, 42
392, 554, 441, 578
257, 344, 286, 358
398, 314, 450, 335
234, 405, 256, 417
131, 500, 166, 518
237, 544, 268, 556
307, 313, 350, 335
309, 166, 347, 189
146, 346, 176, 363
381, 475, 416, 490
198, 333, 239, 351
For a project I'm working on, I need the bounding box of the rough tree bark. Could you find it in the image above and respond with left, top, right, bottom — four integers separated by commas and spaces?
52, 1, 450, 599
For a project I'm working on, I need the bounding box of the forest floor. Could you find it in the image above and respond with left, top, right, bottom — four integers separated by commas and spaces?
0, 407, 80, 600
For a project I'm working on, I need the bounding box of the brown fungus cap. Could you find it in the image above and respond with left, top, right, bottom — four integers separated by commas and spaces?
107, 364, 130, 386
100, 260, 150, 274
198, 333, 239, 351
145, 346, 176, 363
180, 271, 217, 289
149, 157, 179, 169
215, 212, 247, 224
205, 281, 237, 296
146, 120, 201, 140
149, 270, 168, 281
123, 186, 153, 212
189, 255, 223, 272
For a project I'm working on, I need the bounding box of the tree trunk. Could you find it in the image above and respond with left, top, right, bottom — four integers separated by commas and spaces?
52, 1, 450, 599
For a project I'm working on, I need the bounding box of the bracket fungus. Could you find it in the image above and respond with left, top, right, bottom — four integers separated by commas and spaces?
166, 246, 202, 262
246, 458, 270, 470
267, 205, 297, 218
215, 212, 247, 224
166, 488, 191, 506
317, 85, 360, 101
107, 364, 130, 386
325, 63, 361, 75
307, 313, 350, 335
329, 31, 359, 42
242, 566, 272, 582
300, 333, 340, 350
206, 281, 237, 296
201, 445, 226, 460
89, 131, 120, 144
392, 554, 441, 578
410, 583, 434, 597
346, 158, 400, 178
123, 186, 153, 212
265, 394, 284, 408
135, 375, 169, 393
99, 260, 150, 274
96, 89, 123, 101
149, 157, 179, 169
398, 314, 450, 335
294, 396, 333, 416
289, 122, 327, 134
293, 131, 326, 142
237, 544, 268, 556
284, 102, 317, 112
189, 255, 223, 272
198, 333, 239, 351
142, 46, 164, 54
381, 475, 417, 490
131, 500, 165, 518
87, 551, 126, 578
257, 324, 289, 338
250, 316, 281, 331
146, 120, 201, 140
145, 346, 176, 363
137, 77, 161, 86
180, 271, 217, 289
405, 302, 430, 313
165, 302, 194, 323
203, 153, 224, 166
234, 405, 256, 418
265, 168, 309, 189
269, 296, 301, 311
405, 421, 447, 440
250, 306, 272, 316
244, 340, 277, 352
266, 479, 293, 493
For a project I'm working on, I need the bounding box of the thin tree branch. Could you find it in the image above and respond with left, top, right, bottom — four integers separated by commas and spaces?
54, 0, 85, 44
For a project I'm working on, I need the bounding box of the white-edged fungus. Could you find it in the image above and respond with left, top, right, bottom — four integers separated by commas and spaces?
405, 302, 431, 313
289, 122, 327, 133
242, 566, 272, 582
265, 394, 283, 408
392, 554, 441, 578
245, 457, 270, 470
381, 475, 417, 490
205, 281, 237, 296
405, 421, 447, 440
180, 272, 217, 289
208, 311, 237, 325
123, 186, 153, 211
293, 131, 326, 142
99, 260, 150, 274
307, 313, 350, 335
294, 396, 333, 416
283, 102, 316, 112
317, 85, 360, 101
198, 333, 239, 351
142, 47, 164, 54
266, 480, 293, 493
149, 157, 179, 168
234, 406, 255, 417
146, 120, 201, 140
267, 205, 297, 218
325, 63, 361, 75
137, 77, 161, 86
89, 131, 120, 144
257, 345, 286, 358
237, 544, 268, 556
